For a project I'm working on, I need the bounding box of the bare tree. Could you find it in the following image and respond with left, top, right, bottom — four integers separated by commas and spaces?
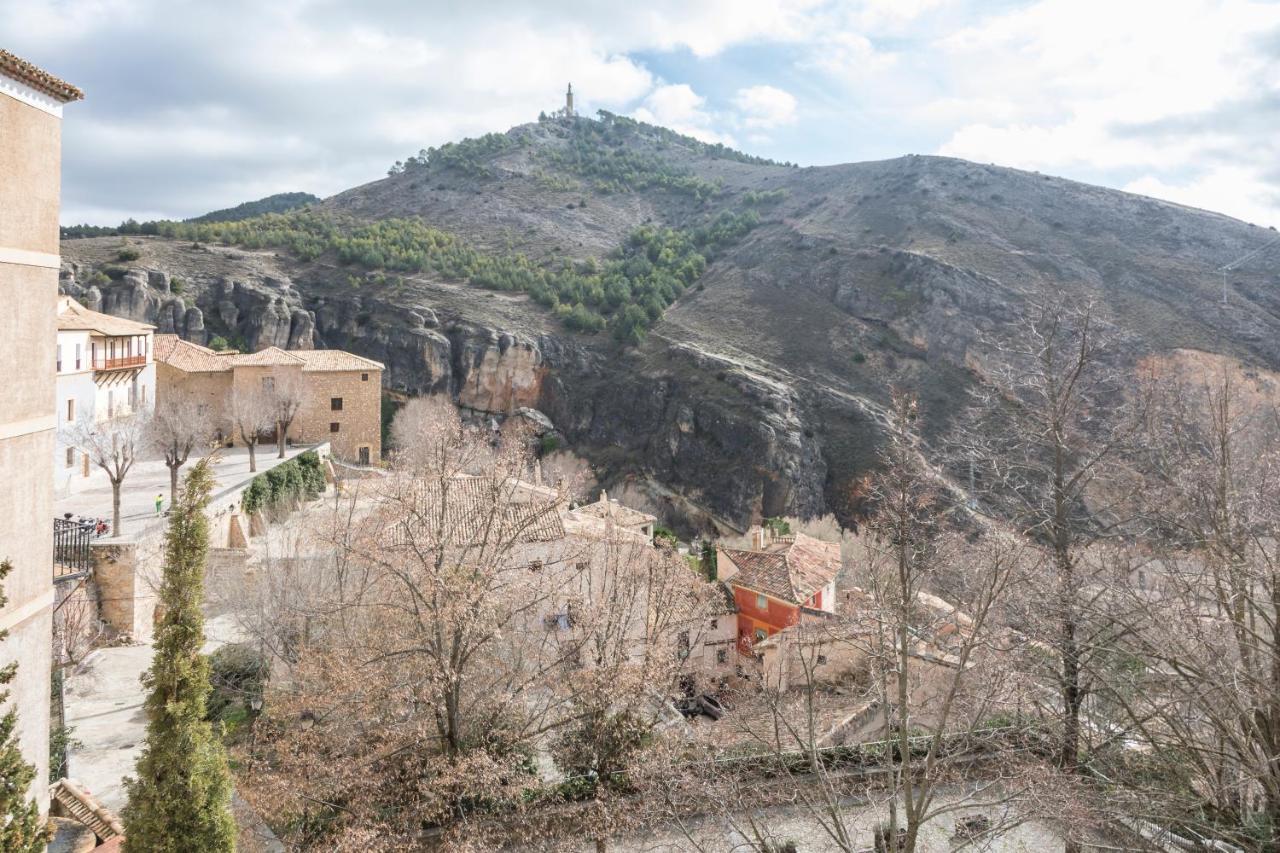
268, 370, 305, 459
230, 385, 274, 473
1101, 359, 1280, 850
151, 389, 210, 504
860, 392, 1032, 852
955, 298, 1132, 809
63, 412, 146, 536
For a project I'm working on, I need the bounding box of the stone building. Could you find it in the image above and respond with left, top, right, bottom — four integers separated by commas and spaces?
54, 295, 156, 494
153, 334, 384, 462
0, 48, 82, 809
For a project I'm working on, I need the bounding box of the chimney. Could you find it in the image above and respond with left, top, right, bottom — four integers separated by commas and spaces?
750, 526, 766, 550
599, 489, 607, 504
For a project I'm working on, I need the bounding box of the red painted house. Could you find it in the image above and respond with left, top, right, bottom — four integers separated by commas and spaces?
718, 528, 841, 655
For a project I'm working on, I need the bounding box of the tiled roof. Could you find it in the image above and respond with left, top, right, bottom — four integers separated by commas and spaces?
722, 532, 840, 605
571, 492, 656, 528
227, 346, 305, 367
396, 475, 566, 546
0, 50, 83, 102
153, 334, 235, 373
293, 349, 385, 372
155, 336, 383, 374
56, 297, 153, 335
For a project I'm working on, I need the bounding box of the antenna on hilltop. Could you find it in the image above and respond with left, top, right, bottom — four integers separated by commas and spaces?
1216, 231, 1280, 305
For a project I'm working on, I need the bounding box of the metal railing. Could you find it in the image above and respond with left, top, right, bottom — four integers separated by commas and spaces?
53, 517, 93, 582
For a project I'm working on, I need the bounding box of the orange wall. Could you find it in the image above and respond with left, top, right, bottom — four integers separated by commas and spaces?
732, 586, 798, 654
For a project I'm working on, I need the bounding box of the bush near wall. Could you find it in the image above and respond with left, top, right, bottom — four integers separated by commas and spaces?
241, 451, 325, 515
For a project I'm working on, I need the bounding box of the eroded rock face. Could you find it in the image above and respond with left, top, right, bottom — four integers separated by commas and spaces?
453, 329, 545, 412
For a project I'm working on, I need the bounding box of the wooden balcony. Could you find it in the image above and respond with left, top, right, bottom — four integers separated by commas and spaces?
93, 354, 146, 371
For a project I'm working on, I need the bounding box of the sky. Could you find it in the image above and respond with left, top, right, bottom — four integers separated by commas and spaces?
5, 0, 1280, 227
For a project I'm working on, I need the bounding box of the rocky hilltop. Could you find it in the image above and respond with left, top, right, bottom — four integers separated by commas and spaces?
60, 114, 1280, 532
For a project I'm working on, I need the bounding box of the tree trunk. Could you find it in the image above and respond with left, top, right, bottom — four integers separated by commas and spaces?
248, 441, 257, 473
169, 463, 180, 505
277, 421, 287, 458
112, 481, 122, 537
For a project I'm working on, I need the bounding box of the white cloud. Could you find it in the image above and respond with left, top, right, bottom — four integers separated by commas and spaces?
733, 85, 798, 129
1125, 169, 1280, 228
927, 0, 1280, 225
633, 84, 736, 146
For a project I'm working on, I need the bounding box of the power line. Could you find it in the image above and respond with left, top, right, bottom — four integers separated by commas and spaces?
1216, 231, 1280, 305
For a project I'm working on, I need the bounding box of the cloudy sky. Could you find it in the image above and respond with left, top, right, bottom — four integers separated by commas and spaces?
6, 0, 1280, 227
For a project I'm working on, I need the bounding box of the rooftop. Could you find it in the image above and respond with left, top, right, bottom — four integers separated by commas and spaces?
0, 50, 84, 103
153, 334, 385, 373
720, 531, 841, 605
569, 490, 657, 529
56, 296, 154, 336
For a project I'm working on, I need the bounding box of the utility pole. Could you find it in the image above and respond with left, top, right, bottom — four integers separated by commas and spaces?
1216, 231, 1280, 306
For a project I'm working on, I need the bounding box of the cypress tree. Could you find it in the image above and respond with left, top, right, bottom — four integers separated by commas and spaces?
0, 559, 50, 853
122, 457, 235, 851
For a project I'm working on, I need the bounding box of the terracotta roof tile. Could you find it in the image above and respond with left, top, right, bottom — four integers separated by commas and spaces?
153, 334, 235, 372
56, 297, 153, 335
0, 50, 83, 102
570, 493, 656, 528
293, 349, 385, 372
227, 346, 306, 367
394, 475, 566, 546
722, 532, 840, 605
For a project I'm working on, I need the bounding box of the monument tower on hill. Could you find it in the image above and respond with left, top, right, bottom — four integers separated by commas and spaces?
564, 83, 575, 117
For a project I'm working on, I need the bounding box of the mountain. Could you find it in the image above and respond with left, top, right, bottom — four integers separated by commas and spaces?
58, 113, 1280, 532
186, 191, 320, 223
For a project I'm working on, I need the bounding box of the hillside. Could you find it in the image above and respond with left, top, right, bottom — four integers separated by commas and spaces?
59, 113, 1280, 531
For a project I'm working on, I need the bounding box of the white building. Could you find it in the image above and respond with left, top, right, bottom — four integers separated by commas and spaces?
55, 296, 156, 495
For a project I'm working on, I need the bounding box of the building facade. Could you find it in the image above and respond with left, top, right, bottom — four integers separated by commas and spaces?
153, 335, 383, 462
718, 528, 840, 655
0, 49, 82, 809
54, 296, 156, 494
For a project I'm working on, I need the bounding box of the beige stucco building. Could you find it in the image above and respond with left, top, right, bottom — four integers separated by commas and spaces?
0, 49, 82, 809
153, 335, 384, 463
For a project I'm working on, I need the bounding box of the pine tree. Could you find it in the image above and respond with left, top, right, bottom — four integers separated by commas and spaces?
122, 457, 236, 851
0, 559, 51, 853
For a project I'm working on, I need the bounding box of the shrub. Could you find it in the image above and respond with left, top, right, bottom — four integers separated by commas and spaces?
206, 643, 267, 723
115, 247, 141, 262
207, 336, 229, 351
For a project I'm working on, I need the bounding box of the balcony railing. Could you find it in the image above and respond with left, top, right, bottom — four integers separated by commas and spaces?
53, 517, 93, 582
94, 354, 146, 371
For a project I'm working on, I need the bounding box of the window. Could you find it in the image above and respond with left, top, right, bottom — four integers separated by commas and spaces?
754, 628, 767, 644
716, 649, 727, 664
358, 446, 370, 465
331, 397, 343, 411
756, 593, 767, 610
361, 372, 369, 381
677, 631, 690, 660
65, 447, 75, 468
709, 618, 718, 630
75, 343, 81, 370
56, 345, 62, 372
129, 378, 138, 408
66, 399, 74, 422
141, 384, 147, 404
262, 376, 275, 393
329, 422, 340, 433
817, 654, 828, 665
528, 560, 543, 573
107, 390, 115, 418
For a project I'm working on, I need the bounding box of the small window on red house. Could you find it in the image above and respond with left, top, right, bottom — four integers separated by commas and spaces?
756, 593, 767, 610
754, 628, 767, 644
